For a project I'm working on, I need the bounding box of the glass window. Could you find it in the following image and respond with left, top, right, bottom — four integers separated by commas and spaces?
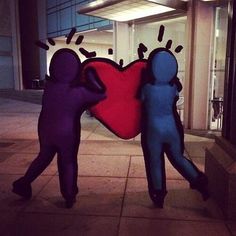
0, 56, 14, 88
209, 5, 228, 130
47, 13, 58, 34
60, 7, 72, 30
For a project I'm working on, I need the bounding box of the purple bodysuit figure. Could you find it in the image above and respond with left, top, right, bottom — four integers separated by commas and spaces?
12, 48, 106, 208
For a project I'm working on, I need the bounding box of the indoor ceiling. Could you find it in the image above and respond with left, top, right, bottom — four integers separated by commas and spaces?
77, 0, 187, 22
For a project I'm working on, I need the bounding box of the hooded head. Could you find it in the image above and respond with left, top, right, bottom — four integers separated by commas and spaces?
147, 48, 178, 84
49, 48, 81, 83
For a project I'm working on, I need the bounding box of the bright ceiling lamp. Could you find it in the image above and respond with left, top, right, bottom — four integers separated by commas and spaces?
77, 0, 187, 22
108, 4, 174, 22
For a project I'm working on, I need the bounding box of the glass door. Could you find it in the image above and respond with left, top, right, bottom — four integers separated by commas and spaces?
209, 5, 229, 130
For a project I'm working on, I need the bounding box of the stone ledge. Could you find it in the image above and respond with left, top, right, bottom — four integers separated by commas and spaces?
205, 136, 236, 220
215, 136, 236, 161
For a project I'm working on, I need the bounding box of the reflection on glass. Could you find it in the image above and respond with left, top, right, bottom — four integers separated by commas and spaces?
210, 5, 228, 130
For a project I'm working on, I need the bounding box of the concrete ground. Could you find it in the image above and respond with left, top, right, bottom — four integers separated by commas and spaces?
0, 95, 235, 236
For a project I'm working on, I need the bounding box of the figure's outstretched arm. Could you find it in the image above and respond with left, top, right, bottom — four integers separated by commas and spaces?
169, 76, 182, 92
83, 67, 106, 94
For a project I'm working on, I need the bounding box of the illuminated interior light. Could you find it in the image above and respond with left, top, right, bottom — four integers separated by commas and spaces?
90, 0, 105, 7
78, 0, 176, 22
90, 5, 174, 22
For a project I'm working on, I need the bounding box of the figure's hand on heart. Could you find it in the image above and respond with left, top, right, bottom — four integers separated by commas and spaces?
82, 58, 147, 139
83, 67, 106, 94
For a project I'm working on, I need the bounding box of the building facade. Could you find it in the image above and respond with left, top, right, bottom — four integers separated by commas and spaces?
0, 0, 236, 219
0, 0, 232, 131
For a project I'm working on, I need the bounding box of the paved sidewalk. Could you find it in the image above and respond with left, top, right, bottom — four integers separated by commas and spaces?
0, 97, 235, 236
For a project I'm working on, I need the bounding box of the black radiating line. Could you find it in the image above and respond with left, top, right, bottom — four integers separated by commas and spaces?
138, 48, 144, 59
158, 25, 165, 42
138, 43, 148, 59
66, 27, 76, 44
108, 48, 113, 55
35, 40, 49, 50
75, 35, 84, 45
79, 48, 96, 58
166, 40, 172, 50
119, 59, 124, 67
48, 38, 55, 46
175, 45, 183, 53
139, 43, 148, 52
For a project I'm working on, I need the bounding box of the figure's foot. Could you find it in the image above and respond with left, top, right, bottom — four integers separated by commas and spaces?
65, 196, 76, 208
190, 172, 210, 201
12, 177, 32, 199
149, 189, 167, 208
62, 186, 78, 208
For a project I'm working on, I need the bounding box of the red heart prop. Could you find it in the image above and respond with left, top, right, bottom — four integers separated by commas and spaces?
83, 58, 147, 139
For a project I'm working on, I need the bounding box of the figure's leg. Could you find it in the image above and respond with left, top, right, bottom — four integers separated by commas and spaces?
57, 144, 79, 208
24, 145, 56, 182
12, 145, 56, 199
166, 132, 209, 200
173, 96, 185, 154
141, 133, 167, 207
141, 134, 155, 191
165, 143, 199, 182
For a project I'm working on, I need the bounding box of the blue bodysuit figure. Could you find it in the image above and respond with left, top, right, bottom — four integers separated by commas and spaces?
12, 48, 106, 208
140, 47, 209, 207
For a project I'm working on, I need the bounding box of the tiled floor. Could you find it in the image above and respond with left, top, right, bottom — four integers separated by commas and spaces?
0, 97, 235, 236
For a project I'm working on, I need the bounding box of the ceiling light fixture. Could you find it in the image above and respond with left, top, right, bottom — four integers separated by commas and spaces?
77, 0, 187, 22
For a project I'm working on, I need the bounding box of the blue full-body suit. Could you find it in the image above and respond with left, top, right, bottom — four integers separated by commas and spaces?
141, 48, 209, 206
12, 49, 106, 207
